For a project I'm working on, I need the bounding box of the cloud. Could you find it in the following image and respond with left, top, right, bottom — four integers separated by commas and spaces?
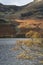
9, 0, 33, 6
0, 0, 33, 6
9, 0, 20, 5
0, 0, 11, 4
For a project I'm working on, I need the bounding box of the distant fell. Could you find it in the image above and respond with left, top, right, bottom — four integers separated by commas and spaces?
0, 1, 43, 19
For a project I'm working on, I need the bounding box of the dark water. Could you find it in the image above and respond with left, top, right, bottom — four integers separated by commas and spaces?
0, 38, 43, 65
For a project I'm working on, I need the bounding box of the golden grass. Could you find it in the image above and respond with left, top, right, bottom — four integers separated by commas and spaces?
15, 19, 43, 29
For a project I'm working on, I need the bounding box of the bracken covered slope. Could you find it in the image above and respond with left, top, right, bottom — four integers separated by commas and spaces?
0, 1, 43, 38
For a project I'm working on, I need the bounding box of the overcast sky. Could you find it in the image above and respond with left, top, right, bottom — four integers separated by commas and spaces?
0, 0, 33, 6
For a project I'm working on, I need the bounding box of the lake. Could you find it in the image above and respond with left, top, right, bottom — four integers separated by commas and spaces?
0, 38, 43, 65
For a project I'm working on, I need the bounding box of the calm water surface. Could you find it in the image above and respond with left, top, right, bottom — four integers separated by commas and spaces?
0, 38, 43, 65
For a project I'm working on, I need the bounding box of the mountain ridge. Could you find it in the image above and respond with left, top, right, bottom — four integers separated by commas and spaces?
0, 1, 43, 19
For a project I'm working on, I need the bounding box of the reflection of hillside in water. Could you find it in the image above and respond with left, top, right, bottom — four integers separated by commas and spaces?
0, 39, 43, 65
11, 39, 43, 65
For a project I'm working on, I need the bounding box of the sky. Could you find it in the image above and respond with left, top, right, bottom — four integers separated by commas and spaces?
0, 0, 33, 6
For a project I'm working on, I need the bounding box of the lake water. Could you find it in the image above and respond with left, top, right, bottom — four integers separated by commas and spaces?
0, 38, 43, 65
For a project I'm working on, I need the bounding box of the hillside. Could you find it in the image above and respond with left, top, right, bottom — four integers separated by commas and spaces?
0, 1, 43, 38
0, 3, 21, 12
17, 1, 43, 19
0, 1, 43, 19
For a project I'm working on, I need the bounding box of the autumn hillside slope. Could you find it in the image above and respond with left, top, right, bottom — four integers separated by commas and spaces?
0, 1, 43, 38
